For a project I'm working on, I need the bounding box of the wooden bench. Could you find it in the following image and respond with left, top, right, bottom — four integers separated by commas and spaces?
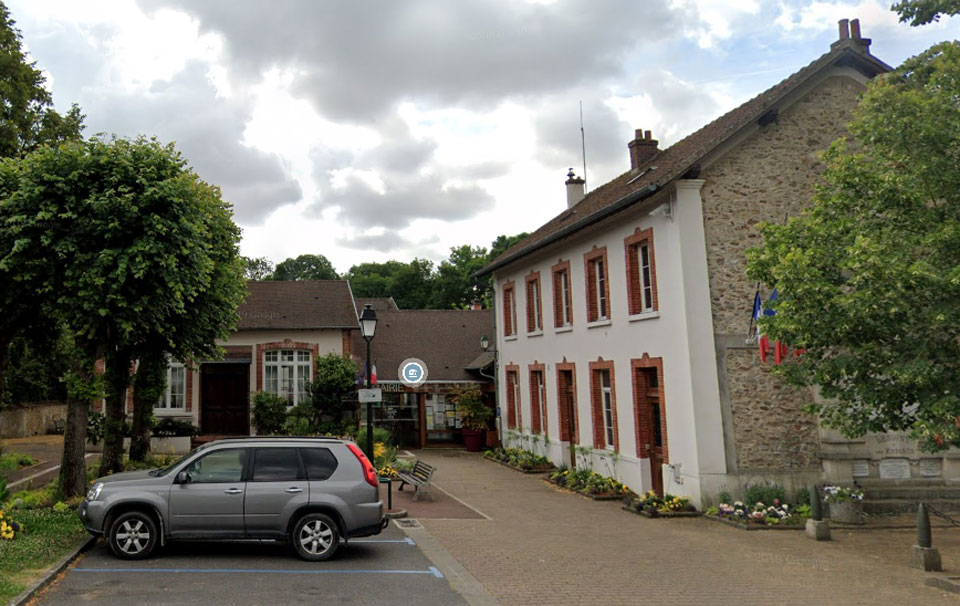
396, 460, 436, 502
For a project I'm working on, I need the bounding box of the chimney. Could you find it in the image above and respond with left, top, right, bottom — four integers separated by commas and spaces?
628, 129, 659, 171
832, 18, 871, 53
565, 168, 585, 209
470, 299, 482, 311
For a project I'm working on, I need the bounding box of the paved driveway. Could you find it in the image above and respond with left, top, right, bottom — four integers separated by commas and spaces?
34, 524, 466, 606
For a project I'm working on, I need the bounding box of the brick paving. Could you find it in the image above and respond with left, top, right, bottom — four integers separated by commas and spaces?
411, 450, 960, 605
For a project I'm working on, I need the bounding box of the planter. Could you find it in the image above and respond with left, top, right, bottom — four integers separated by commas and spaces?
828, 500, 863, 525
484, 454, 554, 474
704, 514, 804, 531
626, 506, 700, 519
463, 428, 485, 452
545, 477, 631, 501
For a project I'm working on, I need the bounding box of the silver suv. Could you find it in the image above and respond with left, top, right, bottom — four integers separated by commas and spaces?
79, 437, 385, 561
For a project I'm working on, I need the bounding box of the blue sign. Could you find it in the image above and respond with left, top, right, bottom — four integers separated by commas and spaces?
398, 358, 428, 386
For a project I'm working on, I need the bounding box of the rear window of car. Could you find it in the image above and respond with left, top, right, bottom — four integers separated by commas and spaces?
251, 448, 304, 482
300, 447, 338, 481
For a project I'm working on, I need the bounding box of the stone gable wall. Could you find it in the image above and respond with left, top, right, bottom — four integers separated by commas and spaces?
701, 75, 865, 471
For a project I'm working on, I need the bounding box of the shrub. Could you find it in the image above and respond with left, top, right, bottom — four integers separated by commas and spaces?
0, 453, 37, 471
252, 391, 289, 435
743, 482, 785, 507
717, 490, 732, 505
152, 417, 199, 437
793, 487, 811, 507
0, 476, 8, 504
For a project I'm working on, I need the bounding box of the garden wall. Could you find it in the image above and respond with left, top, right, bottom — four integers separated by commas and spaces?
0, 401, 66, 438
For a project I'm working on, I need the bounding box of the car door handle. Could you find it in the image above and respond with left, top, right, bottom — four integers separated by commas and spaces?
284, 487, 303, 494
224, 488, 243, 495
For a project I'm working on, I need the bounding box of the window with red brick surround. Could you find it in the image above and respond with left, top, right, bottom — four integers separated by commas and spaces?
624, 227, 658, 315
551, 259, 573, 328
588, 359, 618, 451
583, 247, 610, 323
505, 364, 521, 430
556, 361, 578, 443
631, 355, 668, 462
528, 363, 547, 434
525, 272, 543, 333
502, 281, 517, 337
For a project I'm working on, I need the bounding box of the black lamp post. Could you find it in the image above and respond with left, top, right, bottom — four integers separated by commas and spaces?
479, 335, 498, 443
359, 303, 378, 459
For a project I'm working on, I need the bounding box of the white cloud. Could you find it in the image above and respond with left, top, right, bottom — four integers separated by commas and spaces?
670, 0, 761, 48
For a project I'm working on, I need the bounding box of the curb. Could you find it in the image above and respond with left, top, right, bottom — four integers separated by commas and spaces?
926, 574, 960, 594
384, 508, 408, 519
8, 535, 97, 606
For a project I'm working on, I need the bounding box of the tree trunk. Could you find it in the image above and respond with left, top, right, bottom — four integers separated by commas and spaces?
59, 372, 91, 499
100, 349, 131, 475
130, 351, 166, 462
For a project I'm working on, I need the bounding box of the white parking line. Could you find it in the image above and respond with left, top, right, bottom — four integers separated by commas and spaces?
351, 537, 416, 545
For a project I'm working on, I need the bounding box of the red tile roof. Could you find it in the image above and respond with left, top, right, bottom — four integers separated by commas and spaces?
479, 38, 891, 277
237, 281, 358, 330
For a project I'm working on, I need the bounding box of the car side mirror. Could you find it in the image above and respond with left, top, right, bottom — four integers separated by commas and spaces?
177, 471, 190, 484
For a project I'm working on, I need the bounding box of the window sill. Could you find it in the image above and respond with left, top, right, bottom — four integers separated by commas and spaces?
554, 325, 573, 334
628, 310, 660, 322
586, 319, 612, 329
526, 330, 544, 338
153, 408, 188, 416
504, 335, 518, 342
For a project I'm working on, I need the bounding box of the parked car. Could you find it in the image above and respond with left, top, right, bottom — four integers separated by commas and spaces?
79, 437, 385, 561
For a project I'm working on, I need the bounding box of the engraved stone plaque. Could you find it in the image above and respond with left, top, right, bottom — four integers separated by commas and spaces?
867, 432, 918, 458
919, 459, 942, 478
852, 459, 870, 477
879, 458, 911, 480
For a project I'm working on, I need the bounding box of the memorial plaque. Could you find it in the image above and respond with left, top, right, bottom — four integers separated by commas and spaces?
878, 458, 911, 480
852, 459, 870, 477
919, 459, 942, 478
867, 432, 918, 458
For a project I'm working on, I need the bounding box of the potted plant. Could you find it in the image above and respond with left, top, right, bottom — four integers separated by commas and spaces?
451, 385, 492, 452
823, 485, 864, 524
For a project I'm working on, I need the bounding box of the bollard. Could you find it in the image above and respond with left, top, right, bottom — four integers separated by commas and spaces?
911, 502, 942, 571
810, 484, 822, 521
805, 484, 830, 541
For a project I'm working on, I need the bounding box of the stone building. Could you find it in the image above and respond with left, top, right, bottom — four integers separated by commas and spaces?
476, 20, 929, 506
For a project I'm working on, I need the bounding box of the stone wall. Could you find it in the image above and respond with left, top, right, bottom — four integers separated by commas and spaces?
701, 74, 866, 472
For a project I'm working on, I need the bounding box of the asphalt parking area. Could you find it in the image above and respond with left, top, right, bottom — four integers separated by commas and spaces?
32, 524, 467, 606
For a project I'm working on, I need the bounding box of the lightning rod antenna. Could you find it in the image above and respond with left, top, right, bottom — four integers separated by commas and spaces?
580, 100, 588, 193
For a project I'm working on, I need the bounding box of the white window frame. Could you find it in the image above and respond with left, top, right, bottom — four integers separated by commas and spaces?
511, 372, 522, 429
601, 370, 614, 450
264, 349, 312, 407
156, 360, 186, 414
593, 258, 608, 320
530, 278, 542, 332
536, 371, 546, 433
560, 270, 572, 326
638, 243, 654, 313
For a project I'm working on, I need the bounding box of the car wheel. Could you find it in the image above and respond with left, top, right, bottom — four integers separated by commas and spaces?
292, 513, 340, 561
108, 511, 159, 560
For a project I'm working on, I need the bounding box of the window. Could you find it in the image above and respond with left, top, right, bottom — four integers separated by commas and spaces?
157, 360, 186, 411
502, 281, 517, 337
556, 366, 578, 443
505, 368, 521, 430
625, 227, 658, 315
589, 361, 618, 451
526, 273, 543, 333
183, 448, 247, 484
632, 358, 667, 462
584, 248, 610, 323
552, 260, 573, 328
301, 448, 339, 481
251, 448, 303, 482
601, 371, 614, 448
529, 368, 546, 434
264, 349, 311, 406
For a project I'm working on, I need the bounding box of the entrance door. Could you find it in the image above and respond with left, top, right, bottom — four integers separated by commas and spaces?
201, 363, 250, 435
558, 369, 578, 468
637, 367, 665, 495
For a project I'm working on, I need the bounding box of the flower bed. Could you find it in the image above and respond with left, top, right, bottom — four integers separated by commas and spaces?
704, 500, 807, 530
624, 491, 699, 517
484, 447, 555, 473
547, 467, 633, 500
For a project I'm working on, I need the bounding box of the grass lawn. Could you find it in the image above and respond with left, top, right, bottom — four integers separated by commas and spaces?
0, 452, 38, 471
0, 509, 88, 603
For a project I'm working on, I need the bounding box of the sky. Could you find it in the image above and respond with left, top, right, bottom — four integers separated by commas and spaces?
7, 0, 957, 274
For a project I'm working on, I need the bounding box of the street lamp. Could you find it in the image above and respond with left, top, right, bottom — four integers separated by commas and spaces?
360, 303, 377, 459
478, 335, 499, 445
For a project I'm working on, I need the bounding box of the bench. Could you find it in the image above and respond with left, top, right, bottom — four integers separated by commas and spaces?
396, 460, 436, 502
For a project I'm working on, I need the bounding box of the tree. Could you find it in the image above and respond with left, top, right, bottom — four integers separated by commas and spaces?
433, 245, 489, 309
345, 259, 435, 309
271, 254, 338, 280
0, 136, 245, 491
243, 256, 274, 280
745, 42, 960, 451
299, 353, 358, 432
892, 0, 960, 25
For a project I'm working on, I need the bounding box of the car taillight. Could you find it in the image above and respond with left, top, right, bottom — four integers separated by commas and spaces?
347, 443, 379, 488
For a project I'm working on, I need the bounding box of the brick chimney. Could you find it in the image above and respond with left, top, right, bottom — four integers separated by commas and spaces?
628, 129, 658, 171
832, 18, 871, 53
565, 168, 585, 209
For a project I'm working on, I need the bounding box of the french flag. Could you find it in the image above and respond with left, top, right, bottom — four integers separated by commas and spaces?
370, 363, 377, 386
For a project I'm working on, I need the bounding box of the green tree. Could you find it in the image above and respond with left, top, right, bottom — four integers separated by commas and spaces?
271, 254, 338, 280
433, 245, 489, 309
0, 136, 245, 491
892, 0, 960, 25
345, 258, 435, 309
299, 353, 358, 432
243, 256, 274, 280
745, 42, 960, 451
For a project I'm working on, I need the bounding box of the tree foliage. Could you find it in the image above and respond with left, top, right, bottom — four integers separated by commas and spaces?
271, 254, 338, 281
302, 353, 358, 431
892, 0, 960, 25
745, 42, 960, 451
243, 256, 274, 280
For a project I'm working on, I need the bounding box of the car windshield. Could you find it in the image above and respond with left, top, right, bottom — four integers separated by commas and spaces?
150, 443, 212, 476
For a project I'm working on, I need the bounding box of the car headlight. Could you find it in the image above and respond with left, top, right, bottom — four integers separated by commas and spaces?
86, 482, 103, 501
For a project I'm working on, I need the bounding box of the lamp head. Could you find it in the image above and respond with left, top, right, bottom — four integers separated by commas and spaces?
360, 303, 377, 340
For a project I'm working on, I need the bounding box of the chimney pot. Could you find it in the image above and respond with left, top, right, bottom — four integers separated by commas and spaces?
838, 18, 849, 40
628, 128, 659, 171
644, 130, 652, 140
850, 18, 861, 39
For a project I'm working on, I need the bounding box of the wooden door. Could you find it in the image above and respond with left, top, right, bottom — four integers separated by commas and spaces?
637, 367, 665, 495
200, 363, 250, 435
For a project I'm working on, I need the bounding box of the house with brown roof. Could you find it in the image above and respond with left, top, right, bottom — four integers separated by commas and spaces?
149, 280, 359, 435
476, 20, 928, 505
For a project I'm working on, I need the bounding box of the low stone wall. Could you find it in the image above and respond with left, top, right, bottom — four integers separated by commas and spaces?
0, 401, 67, 438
